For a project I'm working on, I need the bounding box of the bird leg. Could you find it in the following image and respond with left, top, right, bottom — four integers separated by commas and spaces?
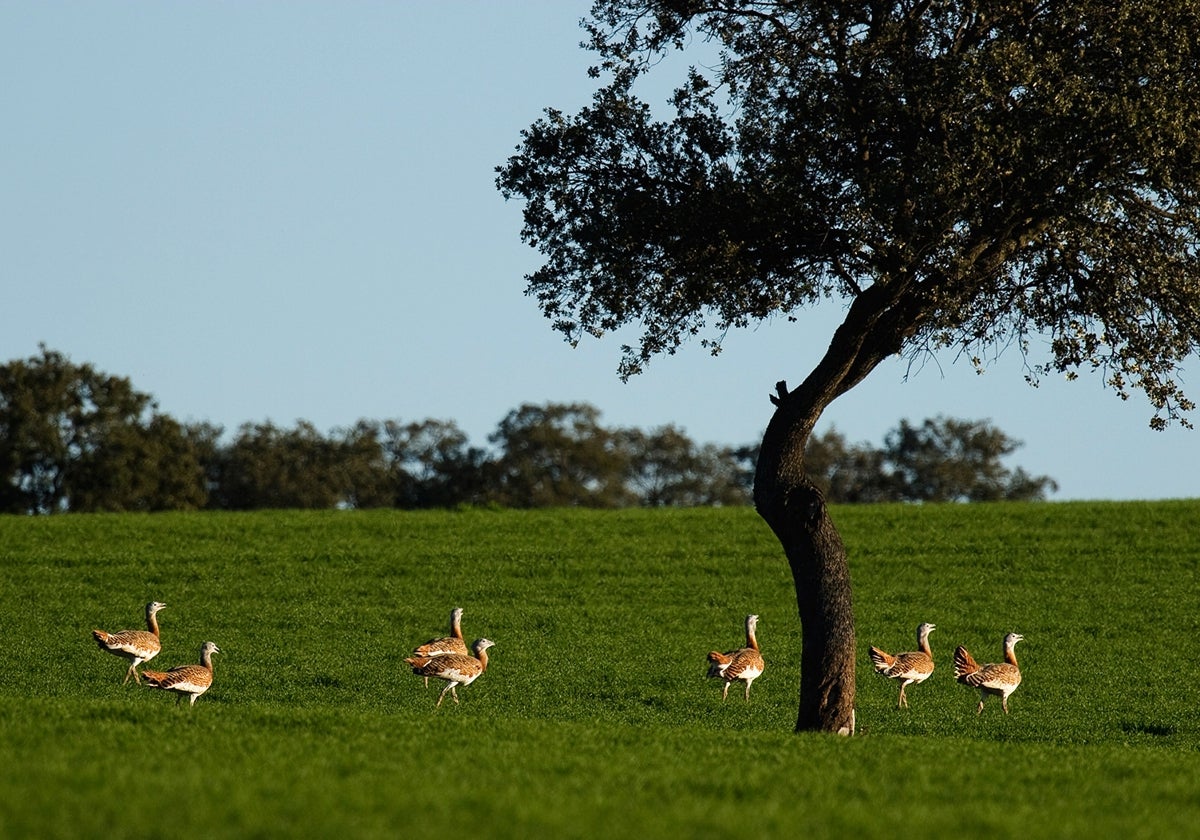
436, 683, 454, 707
124, 664, 138, 685
898, 685, 908, 708
744, 683, 752, 701
721, 682, 730, 701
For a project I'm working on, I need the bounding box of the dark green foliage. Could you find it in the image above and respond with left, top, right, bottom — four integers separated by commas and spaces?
374, 418, 492, 508
488, 402, 636, 507
880, 417, 1056, 501
0, 345, 210, 513
807, 416, 1057, 502
499, 1, 1200, 427
0, 349, 1053, 512
208, 420, 374, 510
621, 424, 754, 506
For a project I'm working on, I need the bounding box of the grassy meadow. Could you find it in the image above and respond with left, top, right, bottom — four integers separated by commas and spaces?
1, 502, 1198, 838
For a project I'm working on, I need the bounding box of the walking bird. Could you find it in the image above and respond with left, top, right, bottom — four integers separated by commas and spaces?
407, 638, 495, 707
706, 614, 765, 701
869, 622, 936, 708
411, 607, 469, 687
143, 641, 220, 707
92, 601, 166, 684
954, 633, 1024, 714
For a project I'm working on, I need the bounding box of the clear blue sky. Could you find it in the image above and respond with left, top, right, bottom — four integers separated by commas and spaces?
3, 3, 1197, 501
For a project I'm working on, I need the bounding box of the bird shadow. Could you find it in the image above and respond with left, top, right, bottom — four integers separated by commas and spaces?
1119, 720, 1177, 738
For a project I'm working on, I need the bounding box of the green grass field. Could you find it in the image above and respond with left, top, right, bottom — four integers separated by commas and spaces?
1, 502, 1197, 838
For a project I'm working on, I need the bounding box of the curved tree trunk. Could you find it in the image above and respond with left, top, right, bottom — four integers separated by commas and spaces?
754, 389, 856, 733
751, 281, 927, 733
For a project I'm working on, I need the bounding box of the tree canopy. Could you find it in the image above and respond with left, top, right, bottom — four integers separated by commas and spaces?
498, 0, 1200, 428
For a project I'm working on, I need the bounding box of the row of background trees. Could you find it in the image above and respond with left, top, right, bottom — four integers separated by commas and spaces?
0, 347, 1056, 514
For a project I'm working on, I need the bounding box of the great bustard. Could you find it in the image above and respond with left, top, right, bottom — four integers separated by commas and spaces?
706, 614, 765, 701
869, 622, 936, 708
411, 607, 469, 687
407, 638, 495, 707
142, 641, 220, 707
92, 601, 166, 684
954, 633, 1024, 714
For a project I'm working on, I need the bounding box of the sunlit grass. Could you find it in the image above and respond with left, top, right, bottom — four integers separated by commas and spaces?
0, 503, 1197, 837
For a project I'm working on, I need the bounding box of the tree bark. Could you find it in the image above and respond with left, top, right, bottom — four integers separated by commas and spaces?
751, 282, 927, 733
755, 383, 857, 734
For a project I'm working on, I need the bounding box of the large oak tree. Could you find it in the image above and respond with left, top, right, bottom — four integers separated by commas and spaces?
497, 1, 1200, 731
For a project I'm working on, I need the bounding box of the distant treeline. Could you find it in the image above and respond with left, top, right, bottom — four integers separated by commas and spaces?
0, 346, 1056, 514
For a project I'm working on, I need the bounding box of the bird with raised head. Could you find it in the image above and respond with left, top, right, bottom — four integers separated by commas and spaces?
869, 622, 936, 708
706, 614, 765, 701
410, 607, 469, 687
954, 633, 1024, 714
92, 601, 166, 684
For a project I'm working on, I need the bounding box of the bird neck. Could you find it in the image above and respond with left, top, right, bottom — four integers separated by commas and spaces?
919, 634, 932, 656
452, 613, 463, 640
147, 610, 161, 638
1004, 646, 1018, 667
745, 626, 759, 652
200, 648, 214, 670
476, 648, 489, 671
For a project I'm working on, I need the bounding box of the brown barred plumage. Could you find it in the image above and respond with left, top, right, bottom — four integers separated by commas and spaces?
407, 638, 494, 707
954, 633, 1024, 714
143, 641, 220, 707
869, 622, 936, 708
92, 601, 166, 684
706, 614, 765, 701
410, 607, 469, 687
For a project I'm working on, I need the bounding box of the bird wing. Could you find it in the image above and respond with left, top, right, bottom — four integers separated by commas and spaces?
724, 648, 765, 681
94, 629, 160, 658
963, 662, 1021, 691
144, 664, 211, 693
882, 651, 934, 680
414, 654, 481, 682
413, 636, 469, 657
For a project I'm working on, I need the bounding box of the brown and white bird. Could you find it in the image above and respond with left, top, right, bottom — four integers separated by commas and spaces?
869, 622, 936, 708
92, 601, 166, 684
142, 641, 220, 707
706, 614, 765, 701
407, 638, 495, 707
954, 633, 1024, 714
410, 607, 469, 687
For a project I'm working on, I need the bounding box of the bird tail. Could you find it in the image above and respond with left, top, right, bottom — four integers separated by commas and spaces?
141, 670, 168, 687
706, 651, 732, 679
92, 629, 112, 648
405, 655, 434, 672
953, 646, 979, 682
868, 646, 896, 673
